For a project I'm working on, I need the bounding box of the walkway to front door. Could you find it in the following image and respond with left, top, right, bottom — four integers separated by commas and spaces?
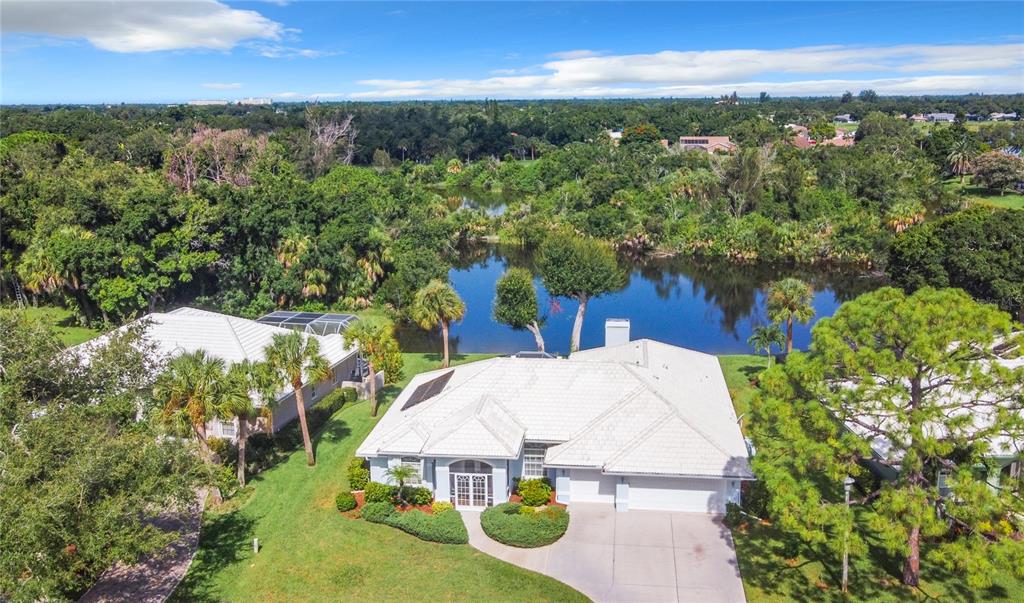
461, 503, 746, 603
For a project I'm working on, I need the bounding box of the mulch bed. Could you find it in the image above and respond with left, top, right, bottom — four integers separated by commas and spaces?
342, 490, 434, 517
509, 492, 567, 509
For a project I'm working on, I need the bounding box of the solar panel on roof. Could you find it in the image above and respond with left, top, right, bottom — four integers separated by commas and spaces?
401, 371, 454, 410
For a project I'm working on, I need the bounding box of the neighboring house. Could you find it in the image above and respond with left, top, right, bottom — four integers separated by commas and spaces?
833, 113, 853, 123
357, 319, 753, 513
848, 339, 1023, 492
605, 129, 623, 144
71, 307, 361, 441
909, 113, 928, 122
990, 112, 1019, 121
677, 135, 737, 153
926, 113, 956, 122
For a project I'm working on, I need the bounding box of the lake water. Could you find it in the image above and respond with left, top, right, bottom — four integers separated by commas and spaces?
396, 244, 883, 356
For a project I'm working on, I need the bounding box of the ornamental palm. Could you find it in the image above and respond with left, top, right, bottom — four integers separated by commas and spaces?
947, 137, 978, 184
766, 278, 816, 355
385, 464, 418, 506
264, 331, 331, 466
223, 360, 278, 486
343, 319, 398, 417
153, 350, 241, 462
747, 324, 785, 366
411, 280, 466, 368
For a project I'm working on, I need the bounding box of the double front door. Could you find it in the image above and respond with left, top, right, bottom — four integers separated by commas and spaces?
453, 473, 490, 508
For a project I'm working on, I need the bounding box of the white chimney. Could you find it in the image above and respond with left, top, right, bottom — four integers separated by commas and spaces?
605, 318, 631, 347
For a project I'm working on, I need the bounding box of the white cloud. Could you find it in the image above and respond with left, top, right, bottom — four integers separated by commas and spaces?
547, 49, 603, 60
251, 43, 338, 59
202, 82, 243, 90
1, 0, 283, 52
351, 43, 1024, 99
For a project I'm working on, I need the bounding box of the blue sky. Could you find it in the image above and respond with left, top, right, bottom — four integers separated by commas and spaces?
1, 1, 1022, 104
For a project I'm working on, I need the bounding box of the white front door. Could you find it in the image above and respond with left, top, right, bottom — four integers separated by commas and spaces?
453, 473, 490, 508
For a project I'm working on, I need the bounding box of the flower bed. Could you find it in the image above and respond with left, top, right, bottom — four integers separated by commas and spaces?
360, 501, 468, 544
480, 502, 570, 548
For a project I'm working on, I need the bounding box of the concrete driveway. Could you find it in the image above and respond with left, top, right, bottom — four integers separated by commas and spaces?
462, 503, 746, 603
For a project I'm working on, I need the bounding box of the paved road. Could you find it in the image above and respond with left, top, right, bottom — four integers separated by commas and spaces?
78, 494, 204, 603
463, 503, 746, 603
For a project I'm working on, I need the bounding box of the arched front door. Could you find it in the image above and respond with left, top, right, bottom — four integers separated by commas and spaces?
449, 460, 493, 508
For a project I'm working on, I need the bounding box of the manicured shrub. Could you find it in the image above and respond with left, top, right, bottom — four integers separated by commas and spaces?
348, 457, 369, 490
385, 509, 468, 544
360, 501, 395, 523
335, 491, 357, 512
480, 502, 569, 547
431, 501, 455, 514
401, 486, 433, 506
364, 481, 395, 503
517, 478, 552, 507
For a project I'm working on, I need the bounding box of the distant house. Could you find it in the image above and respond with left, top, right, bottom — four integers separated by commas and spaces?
991, 112, 1019, 121
605, 129, 623, 143
239, 97, 273, 106
833, 114, 853, 123
909, 114, 928, 122
926, 113, 956, 122
677, 135, 736, 153
357, 320, 753, 512
72, 308, 362, 442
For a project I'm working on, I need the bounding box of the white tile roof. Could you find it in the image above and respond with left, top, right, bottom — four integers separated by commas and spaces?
71, 307, 358, 402
358, 339, 752, 479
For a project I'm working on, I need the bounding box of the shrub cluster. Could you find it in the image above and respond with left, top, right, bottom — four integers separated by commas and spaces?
480, 502, 569, 548
431, 501, 455, 514
723, 503, 743, 528
363, 481, 433, 506
517, 479, 552, 507
335, 491, 357, 512
348, 457, 369, 490
361, 502, 468, 544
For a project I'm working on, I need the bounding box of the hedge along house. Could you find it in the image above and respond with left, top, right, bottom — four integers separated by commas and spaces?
71, 307, 361, 441
357, 320, 753, 513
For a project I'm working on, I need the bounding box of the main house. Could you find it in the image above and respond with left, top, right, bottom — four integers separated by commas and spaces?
72, 307, 361, 440
357, 320, 753, 513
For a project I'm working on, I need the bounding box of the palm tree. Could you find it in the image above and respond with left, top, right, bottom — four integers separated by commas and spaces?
302, 268, 329, 299
766, 278, 816, 355
747, 324, 785, 367
385, 464, 417, 506
886, 200, 926, 233
224, 360, 278, 486
947, 137, 978, 184
411, 280, 466, 368
153, 350, 234, 462
264, 331, 331, 466
343, 319, 398, 417
275, 233, 310, 269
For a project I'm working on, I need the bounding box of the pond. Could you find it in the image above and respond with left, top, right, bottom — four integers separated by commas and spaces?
396, 244, 884, 356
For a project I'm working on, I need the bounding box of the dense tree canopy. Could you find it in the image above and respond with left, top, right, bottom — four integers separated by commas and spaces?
751, 287, 1024, 588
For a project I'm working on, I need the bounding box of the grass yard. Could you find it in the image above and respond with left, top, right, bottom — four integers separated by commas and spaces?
945, 177, 1024, 210
718, 354, 770, 434
733, 518, 1023, 602
20, 305, 100, 346
173, 352, 587, 603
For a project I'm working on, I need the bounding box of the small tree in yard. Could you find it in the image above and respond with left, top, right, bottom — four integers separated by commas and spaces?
751, 287, 1024, 589
766, 277, 815, 354
385, 465, 418, 505
537, 234, 626, 352
972, 151, 1024, 195
264, 331, 330, 467
223, 360, 278, 486
493, 267, 546, 352
344, 319, 403, 417
746, 324, 784, 366
411, 279, 466, 368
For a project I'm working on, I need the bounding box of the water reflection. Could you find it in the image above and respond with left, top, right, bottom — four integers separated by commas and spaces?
396, 244, 884, 356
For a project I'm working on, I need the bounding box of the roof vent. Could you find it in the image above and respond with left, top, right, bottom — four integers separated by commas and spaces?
605, 318, 631, 347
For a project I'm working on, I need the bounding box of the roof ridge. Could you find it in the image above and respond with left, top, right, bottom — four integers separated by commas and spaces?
600, 407, 679, 469
620, 362, 736, 460
475, 397, 524, 456
544, 385, 650, 463
222, 315, 250, 362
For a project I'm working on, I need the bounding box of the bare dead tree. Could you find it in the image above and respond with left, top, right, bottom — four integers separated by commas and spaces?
306, 108, 356, 175
166, 125, 267, 192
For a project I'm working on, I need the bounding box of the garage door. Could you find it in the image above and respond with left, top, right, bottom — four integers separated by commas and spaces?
569, 469, 617, 503
629, 476, 727, 513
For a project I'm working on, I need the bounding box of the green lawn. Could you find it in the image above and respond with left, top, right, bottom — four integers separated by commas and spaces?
718, 354, 770, 434
19, 305, 100, 346
945, 177, 1024, 210
173, 352, 587, 603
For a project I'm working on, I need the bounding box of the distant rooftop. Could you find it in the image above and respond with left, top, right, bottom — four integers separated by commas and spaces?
255, 311, 358, 336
